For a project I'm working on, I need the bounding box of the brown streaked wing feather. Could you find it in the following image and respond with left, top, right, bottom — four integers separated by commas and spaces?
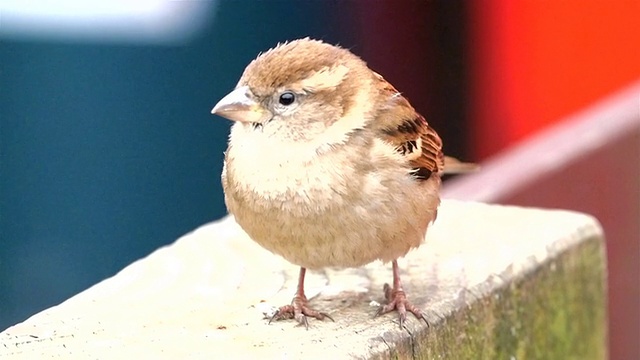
372, 72, 444, 176
417, 118, 444, 173
381, 114, 444, 175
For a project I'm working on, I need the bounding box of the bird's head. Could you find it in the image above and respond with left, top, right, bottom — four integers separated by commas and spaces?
212, 38, 375, 142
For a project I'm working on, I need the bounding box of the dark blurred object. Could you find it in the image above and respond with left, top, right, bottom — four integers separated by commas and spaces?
350, 1, 469, 160
444, 82, 640, 360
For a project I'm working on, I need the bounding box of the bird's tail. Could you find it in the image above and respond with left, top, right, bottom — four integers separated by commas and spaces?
442, 156, 479, 174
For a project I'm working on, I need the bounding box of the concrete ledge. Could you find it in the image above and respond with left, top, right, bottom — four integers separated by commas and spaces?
0, 201, 606, 359
443, 81, 638, 359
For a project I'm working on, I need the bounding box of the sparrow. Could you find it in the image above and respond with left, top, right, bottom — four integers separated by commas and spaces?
211, 38, 474, 328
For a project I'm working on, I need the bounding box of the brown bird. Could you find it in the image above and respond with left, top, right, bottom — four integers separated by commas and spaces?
212, 38, 474, 328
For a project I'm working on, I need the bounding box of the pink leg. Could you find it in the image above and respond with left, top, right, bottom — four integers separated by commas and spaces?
375, 260, 428, 327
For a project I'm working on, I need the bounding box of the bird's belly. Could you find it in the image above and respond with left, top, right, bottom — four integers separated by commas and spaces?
224, 160, 441, 269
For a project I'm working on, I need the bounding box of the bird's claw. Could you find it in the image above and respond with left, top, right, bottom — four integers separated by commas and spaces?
374, 283, 430, 328
268, 296, 334, 329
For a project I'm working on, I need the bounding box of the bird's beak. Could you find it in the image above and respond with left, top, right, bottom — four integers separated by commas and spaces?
211, 86, 271, 123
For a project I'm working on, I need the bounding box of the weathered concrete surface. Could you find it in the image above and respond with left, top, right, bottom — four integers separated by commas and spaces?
0, 200, 606, 359
444, 81, 638, 360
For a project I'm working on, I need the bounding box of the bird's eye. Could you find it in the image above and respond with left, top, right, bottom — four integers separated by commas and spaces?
278, 92, 295, 106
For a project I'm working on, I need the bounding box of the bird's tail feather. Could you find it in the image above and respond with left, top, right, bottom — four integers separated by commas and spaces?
443, 156, 479, 174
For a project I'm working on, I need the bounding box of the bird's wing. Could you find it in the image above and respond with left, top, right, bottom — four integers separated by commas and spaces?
371, 72, 445, 179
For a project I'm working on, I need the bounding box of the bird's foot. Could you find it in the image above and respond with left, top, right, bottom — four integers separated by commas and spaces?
375, 283, 428, 328
269, 294, 334, 329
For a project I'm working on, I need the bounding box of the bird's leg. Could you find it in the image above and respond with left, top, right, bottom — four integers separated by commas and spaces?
269, 267, 334, 329
375, 260, 428, 327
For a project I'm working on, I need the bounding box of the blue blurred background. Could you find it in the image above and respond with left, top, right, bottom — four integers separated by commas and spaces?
1, 1, 469, 330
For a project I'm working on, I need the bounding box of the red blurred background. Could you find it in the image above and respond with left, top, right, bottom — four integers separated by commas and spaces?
468, 0, 640, 158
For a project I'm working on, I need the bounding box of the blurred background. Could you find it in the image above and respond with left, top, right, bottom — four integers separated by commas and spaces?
1, 1, 638, 358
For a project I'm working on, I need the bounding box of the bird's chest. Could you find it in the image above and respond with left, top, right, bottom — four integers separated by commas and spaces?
223, 130, 357, 214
